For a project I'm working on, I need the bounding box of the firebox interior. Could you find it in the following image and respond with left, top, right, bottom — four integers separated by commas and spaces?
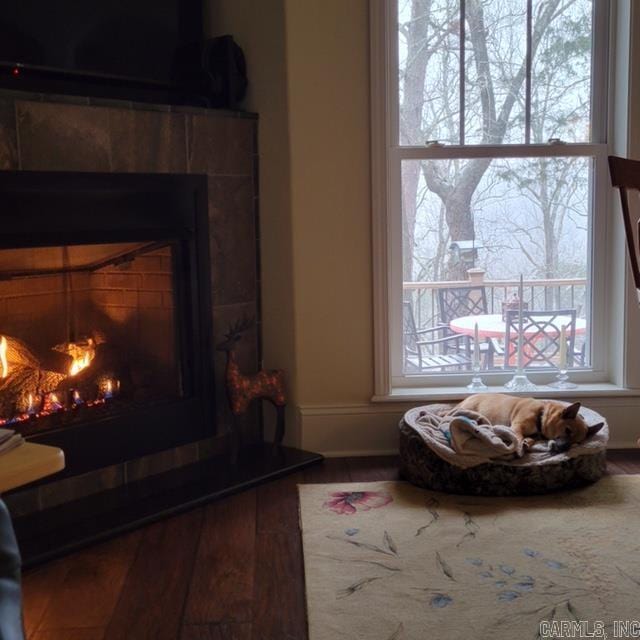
0, 240, 181, 435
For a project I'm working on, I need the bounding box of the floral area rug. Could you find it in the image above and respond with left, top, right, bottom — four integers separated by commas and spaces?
299, 477, 640, 640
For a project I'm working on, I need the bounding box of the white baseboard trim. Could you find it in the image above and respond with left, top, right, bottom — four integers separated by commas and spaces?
298, 403, 406, 455
298, 399, 640, 455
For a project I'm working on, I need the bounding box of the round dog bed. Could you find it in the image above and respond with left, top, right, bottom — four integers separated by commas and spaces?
399, 402, 608, 496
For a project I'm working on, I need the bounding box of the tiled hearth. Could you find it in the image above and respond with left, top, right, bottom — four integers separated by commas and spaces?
0, 90, 263, 516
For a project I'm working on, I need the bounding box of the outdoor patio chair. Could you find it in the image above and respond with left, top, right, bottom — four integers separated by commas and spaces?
492, 309, 577, 369
437, 286, 493, 367
403, 301, 472, 372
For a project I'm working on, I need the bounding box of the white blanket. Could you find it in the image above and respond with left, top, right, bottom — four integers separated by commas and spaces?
448, 412, 523, 459
403, 403, 608, 469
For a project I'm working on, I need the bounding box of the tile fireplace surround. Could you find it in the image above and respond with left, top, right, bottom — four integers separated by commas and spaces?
0, 90, 262, 518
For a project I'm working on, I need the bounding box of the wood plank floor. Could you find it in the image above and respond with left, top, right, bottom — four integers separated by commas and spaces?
21, 451, 640, 640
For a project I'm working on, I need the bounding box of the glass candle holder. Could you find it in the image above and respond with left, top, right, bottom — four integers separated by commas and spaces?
548, 368, 578, 390
467, 362, 488, 392
504, 372, 539, 392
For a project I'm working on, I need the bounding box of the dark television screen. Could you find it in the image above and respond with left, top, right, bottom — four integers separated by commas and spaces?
0, 0, 202, 86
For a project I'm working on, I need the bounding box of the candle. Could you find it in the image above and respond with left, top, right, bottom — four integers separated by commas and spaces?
517, 275, 524, 370
558, 324, 567, 370
473, 322, 480, 367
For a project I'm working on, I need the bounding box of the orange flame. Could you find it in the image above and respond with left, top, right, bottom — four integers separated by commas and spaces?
0, 336, 7, 379
69, 351, 93, 376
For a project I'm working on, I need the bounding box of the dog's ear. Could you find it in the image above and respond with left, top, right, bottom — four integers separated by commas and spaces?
562, 402, 581, 420
587, 422, 605, 438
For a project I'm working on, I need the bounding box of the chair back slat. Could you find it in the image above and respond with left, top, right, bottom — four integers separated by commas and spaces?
504, 309, 577, 368
437, 286, 488, 325
609, 156, 640, 296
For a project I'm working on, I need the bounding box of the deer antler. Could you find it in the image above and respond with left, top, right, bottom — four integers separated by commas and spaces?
224, 315, 254, 341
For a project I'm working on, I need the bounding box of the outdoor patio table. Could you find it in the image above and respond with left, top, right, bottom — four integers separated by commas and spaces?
449, 313, 587, 366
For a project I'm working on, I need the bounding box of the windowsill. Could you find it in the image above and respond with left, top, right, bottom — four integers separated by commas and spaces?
372, 383, 640, 403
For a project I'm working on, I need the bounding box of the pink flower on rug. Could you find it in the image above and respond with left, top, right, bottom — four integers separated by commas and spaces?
323, 491, 393, 515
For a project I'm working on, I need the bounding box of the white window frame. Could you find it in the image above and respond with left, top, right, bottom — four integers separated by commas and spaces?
371, 0, 619, 397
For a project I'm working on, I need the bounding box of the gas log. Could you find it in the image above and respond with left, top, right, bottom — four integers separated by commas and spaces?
0, 332, 121, 420
38, 350, 74, 375
56, 341, 122, 402
0, 336, 65, 418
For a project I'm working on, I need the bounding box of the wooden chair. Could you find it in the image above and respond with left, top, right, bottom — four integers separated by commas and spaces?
609, 156, 640, 303
437, 286, 493, 366
492, 309, 577, 368
437, 285, 488, 322
609, 156, 640, 447
403, 301, 472, 372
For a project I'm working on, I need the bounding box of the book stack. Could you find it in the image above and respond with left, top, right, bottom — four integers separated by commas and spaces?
0, 428, 24, 456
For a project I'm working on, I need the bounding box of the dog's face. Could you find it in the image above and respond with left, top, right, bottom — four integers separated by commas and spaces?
541, 401, 604, 450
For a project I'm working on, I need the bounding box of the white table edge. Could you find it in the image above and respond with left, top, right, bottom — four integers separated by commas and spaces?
0, 443, 65, 494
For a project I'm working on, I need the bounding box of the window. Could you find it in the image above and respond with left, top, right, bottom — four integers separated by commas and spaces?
372, 0, 610, 391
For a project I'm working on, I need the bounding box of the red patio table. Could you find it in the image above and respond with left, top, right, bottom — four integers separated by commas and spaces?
449, 313, 587, 366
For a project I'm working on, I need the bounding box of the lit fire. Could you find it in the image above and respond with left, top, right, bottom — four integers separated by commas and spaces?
0, 334, 119, 428
0, 335, 8, 379
67, 339, 95, 377
27, 393, 36, 414
43, 393, 63, 413
69, 351, 93, 376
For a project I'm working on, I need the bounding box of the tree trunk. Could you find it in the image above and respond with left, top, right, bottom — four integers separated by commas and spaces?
443, 198, 474, 280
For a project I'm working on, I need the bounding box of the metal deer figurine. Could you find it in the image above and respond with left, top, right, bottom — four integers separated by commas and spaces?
217, 317, 286, 453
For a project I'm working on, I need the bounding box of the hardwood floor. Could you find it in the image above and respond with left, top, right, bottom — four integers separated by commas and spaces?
21, 451, 640, 640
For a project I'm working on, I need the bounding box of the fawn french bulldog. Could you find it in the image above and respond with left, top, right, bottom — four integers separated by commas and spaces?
455, 393, 604, 453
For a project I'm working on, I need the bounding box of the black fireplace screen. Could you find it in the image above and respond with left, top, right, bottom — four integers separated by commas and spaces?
0, 240, 183, 436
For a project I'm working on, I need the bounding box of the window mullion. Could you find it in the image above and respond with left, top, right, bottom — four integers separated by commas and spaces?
460, 0, 466, 145
590, 0, 609, 144
391, 142, 605, 162
525, 0, 533, 144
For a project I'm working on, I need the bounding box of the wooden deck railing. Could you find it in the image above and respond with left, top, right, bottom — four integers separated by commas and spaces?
404, 269, 587, 330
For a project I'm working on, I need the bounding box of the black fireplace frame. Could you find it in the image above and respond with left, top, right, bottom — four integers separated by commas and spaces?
0, 170, 214, 476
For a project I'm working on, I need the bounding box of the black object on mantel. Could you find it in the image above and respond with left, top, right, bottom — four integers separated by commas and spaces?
12, 445, 323, 569
173, 35, 248, 109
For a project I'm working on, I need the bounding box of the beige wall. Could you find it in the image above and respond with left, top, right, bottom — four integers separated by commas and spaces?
284, 0, 373, 407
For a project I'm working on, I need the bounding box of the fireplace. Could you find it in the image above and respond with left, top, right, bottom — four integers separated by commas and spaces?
0, 170, 213, 476
0, 95, 321, 567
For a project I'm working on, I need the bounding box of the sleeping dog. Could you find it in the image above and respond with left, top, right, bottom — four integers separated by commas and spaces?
455, 393, 604, 453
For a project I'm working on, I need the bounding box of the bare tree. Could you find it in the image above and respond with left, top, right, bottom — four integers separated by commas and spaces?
400, 0, 579, 280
